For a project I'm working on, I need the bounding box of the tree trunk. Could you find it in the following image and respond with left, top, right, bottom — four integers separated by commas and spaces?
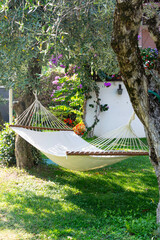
14, 92, 35, 169
14, 57, 41, 169
111, 0, 160, 223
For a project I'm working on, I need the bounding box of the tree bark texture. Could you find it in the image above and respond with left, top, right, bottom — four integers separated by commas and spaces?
14, 92, 35, 169
14, 58, 41, 169
111, 0, 160, 223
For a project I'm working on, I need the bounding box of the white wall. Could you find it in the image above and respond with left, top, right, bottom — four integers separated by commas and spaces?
85, 81, 146, 138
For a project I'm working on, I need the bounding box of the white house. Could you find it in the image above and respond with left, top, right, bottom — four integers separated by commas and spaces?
85, 81, 146, 138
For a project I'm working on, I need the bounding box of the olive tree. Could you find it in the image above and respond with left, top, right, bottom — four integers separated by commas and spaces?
0, 0, 117, 168
111, 0, 160, 223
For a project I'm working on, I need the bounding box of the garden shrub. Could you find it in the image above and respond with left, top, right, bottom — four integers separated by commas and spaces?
50, 66, 84, 125
140, 47, 158, 70
0, 123, 16, 166
0, 123, 43, 166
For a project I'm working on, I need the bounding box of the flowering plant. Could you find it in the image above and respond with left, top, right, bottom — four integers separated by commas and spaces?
50, 66, 84, 123
104, 82, 111, 87
73, 122, 86, 135
63, 118, 74, 127
140, 48, 158, 70
111, 74, 122, 80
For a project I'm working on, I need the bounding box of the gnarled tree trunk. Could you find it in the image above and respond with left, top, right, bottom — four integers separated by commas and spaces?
14, 92, 35, 169
111, 0, 160, 223
14, 57, 41, 169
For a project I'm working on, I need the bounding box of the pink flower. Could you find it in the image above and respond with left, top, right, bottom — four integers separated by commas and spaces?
57, 86, 61, 90
51, 90, 55, 97
55, 76, 60, 80
78, 84, 82, 89
104, 82, 111, 87
52, 80, 58, 85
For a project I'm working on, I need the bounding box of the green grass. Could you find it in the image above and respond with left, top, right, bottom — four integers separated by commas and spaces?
0, 156, 159, 240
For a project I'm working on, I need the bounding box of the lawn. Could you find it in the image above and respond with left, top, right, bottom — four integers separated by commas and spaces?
0, 156, 159, 240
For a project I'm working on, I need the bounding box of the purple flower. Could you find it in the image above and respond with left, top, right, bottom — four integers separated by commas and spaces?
57, 86, 61, 90
55, 76, 60, 80
77, 66, 80, 69
60, 64, 66, 68
104, 82, 111, 87
51, 58, 58, 66
58, 54, 63, 59
78, 84, 82, 89
52, 80, 58, 85
112, 75, 115, 78
49, 64, 53, 68
138, 35, 141, 41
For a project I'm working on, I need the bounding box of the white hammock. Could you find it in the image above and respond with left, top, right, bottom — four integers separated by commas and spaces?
10, 97, 149, 171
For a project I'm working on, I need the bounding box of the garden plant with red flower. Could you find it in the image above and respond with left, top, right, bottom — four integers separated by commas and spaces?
63, 118, 74, 127
140, 48, 158, 70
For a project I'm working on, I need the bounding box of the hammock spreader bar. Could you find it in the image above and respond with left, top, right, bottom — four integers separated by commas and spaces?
66, 151, 149, 156
9, 125, 74, 131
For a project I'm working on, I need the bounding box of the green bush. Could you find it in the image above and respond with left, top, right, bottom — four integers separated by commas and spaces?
32, 146, 44, 165
0, 123, 43, 166
0, 123, 16, 166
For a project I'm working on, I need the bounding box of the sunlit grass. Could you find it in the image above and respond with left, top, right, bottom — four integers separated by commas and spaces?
0, 156, 159, 239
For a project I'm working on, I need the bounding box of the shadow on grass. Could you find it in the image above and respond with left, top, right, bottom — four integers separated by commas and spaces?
0, 156, 158, 239
0, 190, 86, 237
29, 156, 158, 213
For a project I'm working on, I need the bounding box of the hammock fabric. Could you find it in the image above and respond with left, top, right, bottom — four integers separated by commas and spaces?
10, 97, 149, 171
